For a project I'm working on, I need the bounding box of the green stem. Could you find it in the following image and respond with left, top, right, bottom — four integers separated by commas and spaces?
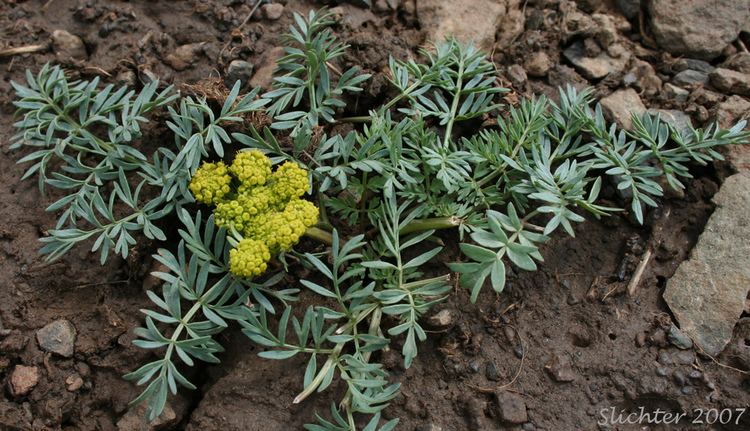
442, 59, 465, 148
337, 115, 372, 123
402, 274, 451, 289
304, 226, 333, 245
399, 216, 463, 235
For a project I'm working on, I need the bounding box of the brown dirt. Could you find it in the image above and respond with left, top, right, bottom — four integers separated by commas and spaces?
1, 1, 749, 430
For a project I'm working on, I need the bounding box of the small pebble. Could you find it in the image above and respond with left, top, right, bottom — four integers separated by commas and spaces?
37, 319, 76, 358
673, 370, 686, 386
66, 373, 84, 392
469, 361, 480, 373
668, 325, 693, 349
681, 386, 696, 395
656, 367, 669, 377
9, 365, 39, 397
658, 351, 673, 365
485, 361, 500, 381
261, 3, 284, 20
514, 345, 524, 359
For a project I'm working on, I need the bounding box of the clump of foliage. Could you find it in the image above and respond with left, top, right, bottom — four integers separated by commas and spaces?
10, 8, 749, 430
10, 65, 269, 263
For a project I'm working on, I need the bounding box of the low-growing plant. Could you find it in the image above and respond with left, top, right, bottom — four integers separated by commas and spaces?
10, 8, 749, 430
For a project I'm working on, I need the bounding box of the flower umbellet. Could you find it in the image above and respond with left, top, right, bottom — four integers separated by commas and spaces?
190, 150, 319, 278
188, 161, 232, 205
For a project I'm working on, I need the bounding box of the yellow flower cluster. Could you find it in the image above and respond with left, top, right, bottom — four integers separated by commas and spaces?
229, 239, 270, 278
271, 161, 310, 200
256, 199, 319, 251
188, 161, 231, 205
230, 150, 272, 189
189, 150, 318, 279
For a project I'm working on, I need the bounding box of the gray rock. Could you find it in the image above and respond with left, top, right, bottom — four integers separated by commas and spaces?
495, 391, 528, 424
8, 365, 38, 397
225, 60, 254, 89
710, 68, 750, 96
417, 0, 514, 51
668, 324, 694, 349
623, 59, 661, 97
722, 52, 750, 74
663, 83, 689, 104
544, 353, 576, 382
36, 319, 76, 358
51, 29, 87, 60
648, 109, 692, 134
673, 350, 695, 365
648, 0, 750, 60
261, 3, 284, 20
507, 64, 528, 88
525, 52, 552, 78
672, 69, 708, 87
600, 89, 646, 130
563, 40, 630, 80
485, 361, 501, 381
673, 58, 715, 74
615, 0, 641, 19
664, 172, 750, 356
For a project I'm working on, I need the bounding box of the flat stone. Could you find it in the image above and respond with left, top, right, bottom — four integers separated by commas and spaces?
8, 365, 38, 397
51, 29, 87, 60
672, 69, 708, 87
417, 0, 512, 51
648, 109, 692, 134
563, 40, 629, 80
648, 0, 750, 60
722, 52, 750, 74
673, 58, 715, 74
495, 391, 528, 424
36, 319, 76, 358
599, 89, 646, 130
663, 83, 689, 104
664, 173, 750, 356
710, 68, 750, 96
